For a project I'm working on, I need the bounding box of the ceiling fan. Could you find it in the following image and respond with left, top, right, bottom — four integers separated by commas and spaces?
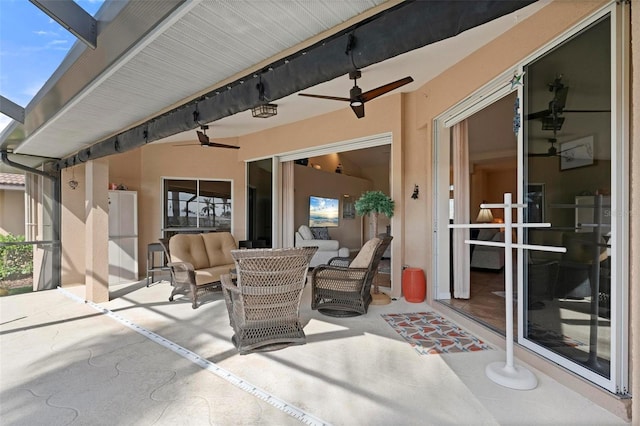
298, 34, 413, 119
526, 75, 610, 126
175, 125, 239, 150
527, 129, 583, 158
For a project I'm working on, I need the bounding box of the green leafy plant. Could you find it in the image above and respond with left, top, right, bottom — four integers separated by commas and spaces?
0, 234, 33, 280
355, 190, 394, 243
355, 191, 394, 296
355, 190, 394, 222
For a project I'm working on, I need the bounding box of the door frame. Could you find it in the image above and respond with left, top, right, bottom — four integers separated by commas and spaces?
432, 2, 629, 394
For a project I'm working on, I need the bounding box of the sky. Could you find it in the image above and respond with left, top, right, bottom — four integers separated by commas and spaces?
0, 0, 105, 132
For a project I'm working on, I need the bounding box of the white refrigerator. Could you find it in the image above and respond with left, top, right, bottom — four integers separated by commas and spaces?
108, 190, 138, 285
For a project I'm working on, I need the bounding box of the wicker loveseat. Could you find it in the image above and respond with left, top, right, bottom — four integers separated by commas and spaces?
167, 232, 237, 308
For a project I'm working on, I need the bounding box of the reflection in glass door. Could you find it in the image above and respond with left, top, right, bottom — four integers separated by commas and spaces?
522, 15, 617, 387
247, 159, 273, 247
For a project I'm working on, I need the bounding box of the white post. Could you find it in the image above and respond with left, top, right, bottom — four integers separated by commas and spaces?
503, 192, 515, 370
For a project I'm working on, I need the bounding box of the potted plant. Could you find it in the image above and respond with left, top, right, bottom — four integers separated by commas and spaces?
355, 191, 394, 301
355, 190, 394, 239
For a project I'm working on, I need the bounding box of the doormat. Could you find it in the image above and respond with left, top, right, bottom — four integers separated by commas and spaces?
381, 312, 492, 355
527, 322, 585, 348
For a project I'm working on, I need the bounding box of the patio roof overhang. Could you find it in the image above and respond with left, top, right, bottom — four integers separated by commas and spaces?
0, 0, 540, 173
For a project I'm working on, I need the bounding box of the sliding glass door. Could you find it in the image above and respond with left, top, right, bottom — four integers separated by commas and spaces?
436, 5, 628, 394
520, 11, 626, 392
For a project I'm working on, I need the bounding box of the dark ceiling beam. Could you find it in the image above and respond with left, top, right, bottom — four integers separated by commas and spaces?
29, 0, 98, 49
55, 0, 535, 170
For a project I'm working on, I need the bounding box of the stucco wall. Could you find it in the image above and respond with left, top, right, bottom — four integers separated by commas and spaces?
294, 164, 372, 250
0, 189, 25, 236
61, 166, 86, 285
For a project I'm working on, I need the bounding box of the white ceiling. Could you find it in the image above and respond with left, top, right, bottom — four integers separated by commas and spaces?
2, 0, 549, 173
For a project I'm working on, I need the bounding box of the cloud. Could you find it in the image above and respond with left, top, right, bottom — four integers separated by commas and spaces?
48, 40, 68, 46
33, 30, 59, 37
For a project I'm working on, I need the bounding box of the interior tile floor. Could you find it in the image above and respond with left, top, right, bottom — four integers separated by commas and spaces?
0, 275, 628, 425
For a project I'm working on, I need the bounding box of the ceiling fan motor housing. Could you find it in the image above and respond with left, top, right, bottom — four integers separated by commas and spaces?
350, 85, 363, 106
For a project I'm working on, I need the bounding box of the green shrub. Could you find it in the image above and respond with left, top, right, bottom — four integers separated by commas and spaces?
0, 234, 33, 280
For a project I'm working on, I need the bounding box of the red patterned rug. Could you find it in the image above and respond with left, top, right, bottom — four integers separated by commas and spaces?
382, 312, 492, 355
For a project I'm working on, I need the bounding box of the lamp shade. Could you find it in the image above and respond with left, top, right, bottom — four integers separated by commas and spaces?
476, 208, 493, 223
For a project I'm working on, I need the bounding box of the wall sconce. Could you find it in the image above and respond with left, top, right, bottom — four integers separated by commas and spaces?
411, 184, 419, 199
476, 201, 493, 223
68, 167, 78, 190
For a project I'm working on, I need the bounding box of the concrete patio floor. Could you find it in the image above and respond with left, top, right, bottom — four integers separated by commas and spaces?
0, 278, 628, 425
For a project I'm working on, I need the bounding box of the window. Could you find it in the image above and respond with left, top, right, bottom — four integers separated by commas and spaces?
163, 179, 232, 236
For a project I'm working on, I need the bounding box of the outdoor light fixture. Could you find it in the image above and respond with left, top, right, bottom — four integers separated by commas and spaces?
252, 75, 278, 118
251, 103, 278, 118
68, 167, 78, 190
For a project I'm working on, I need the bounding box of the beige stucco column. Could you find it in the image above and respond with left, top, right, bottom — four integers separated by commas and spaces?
85, 159, 109, 303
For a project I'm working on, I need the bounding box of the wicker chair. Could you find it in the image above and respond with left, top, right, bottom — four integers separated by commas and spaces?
220, 247, 317, 355
311, 235, 392, 317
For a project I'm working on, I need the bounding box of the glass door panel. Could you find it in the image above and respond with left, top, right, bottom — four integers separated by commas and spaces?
523, 16, 613, 380
247, 159, 273, 247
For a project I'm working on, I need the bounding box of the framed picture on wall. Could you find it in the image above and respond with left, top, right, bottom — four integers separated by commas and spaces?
309, 196, 339, 227
560, 136, 594, 171
526, 183, 545, 223
342, 195, 355, 219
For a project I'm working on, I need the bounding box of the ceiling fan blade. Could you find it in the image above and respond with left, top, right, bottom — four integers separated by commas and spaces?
298, 93, 351, 102
527, 152, 553, 157
205, 142, 240, 150
196, 130, 216, 145
361, 76, 414, 102
195, 130, 239, 149
557, 143, 584, 154
562, 109, 611, 113
351, 103, 365, 119
526, 109, 551, 120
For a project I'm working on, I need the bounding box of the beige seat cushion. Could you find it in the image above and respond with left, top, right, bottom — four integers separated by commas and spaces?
202, 232, 236, 267
350, 237, 381, 268
195, 264, 235, 286
169, 233, 209, 270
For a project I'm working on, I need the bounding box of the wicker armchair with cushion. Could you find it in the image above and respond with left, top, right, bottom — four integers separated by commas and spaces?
220, 247, 317, 355
311, 235, 392, 317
